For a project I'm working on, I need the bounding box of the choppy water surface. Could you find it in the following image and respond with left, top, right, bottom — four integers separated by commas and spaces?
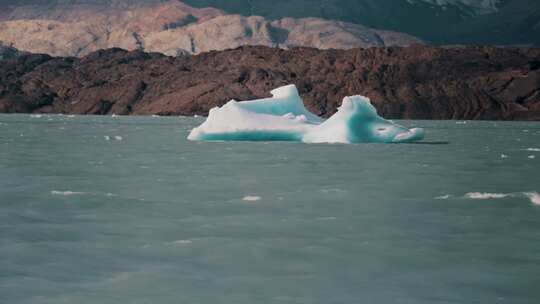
1, 114, 539, 304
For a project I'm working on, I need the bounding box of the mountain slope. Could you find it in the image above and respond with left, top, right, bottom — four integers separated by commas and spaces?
0, 42, 26, 60
183, 0, 540, 46
411, 0, 501, 14
448, 0, 540, 46
1, 45, 539, 120
0, 1, 422, 57
1, 0, 537, 47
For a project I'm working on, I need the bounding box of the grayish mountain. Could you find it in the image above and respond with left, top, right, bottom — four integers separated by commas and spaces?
0, 1, 422, 57
182, 0, 539, 46
0, 0, 537, 49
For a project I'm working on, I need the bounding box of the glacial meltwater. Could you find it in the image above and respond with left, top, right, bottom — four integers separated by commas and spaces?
1, 114, 539, 304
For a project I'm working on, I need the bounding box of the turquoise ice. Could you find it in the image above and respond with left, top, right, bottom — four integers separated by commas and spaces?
188, 85, 424, 143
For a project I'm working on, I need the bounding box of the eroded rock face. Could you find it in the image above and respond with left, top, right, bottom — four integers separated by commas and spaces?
1, 45, 539, 120
0, 0, 422, 57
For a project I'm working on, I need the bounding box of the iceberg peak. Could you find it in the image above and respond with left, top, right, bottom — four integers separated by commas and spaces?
188, 85, 424, 144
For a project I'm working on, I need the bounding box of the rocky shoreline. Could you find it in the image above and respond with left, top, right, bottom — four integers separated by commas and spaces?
1, 45, 539, 120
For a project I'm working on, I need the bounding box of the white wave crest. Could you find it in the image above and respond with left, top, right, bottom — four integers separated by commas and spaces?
464, 191, 540, 205
51, 190, 85, 196
435, 194, 451, 200
166, 240, 193, 245
465, 192, 509, 199
524, 192, 540, 205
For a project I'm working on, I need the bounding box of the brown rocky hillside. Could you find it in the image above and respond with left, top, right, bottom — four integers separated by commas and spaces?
1, 45, 539, 120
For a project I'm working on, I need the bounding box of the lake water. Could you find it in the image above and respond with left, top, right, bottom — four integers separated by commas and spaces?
1, 114, 539, 304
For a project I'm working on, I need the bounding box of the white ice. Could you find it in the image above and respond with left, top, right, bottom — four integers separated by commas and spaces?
242, 196, 261, 201
464, 192, 540, 205
188, 85, 424, 144
524, 192, 540, 205
51, 190, 85, 196
465, 192, 510, 199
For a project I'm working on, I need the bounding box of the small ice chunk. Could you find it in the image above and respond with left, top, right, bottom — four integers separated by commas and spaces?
465, 192, 509, 199
525, 148, 540, 152
104, 136, 110, 141
114, 136, 123, 141
320, 188, 347, 195
435, 194, 451, 200
500, 154, 508, 159
242, 196, 261, 201
167, 240, 193, 245
524, 192, 540, 205
464, 192, 540, 205
51, 190, 84, 196
528, 155, 536, 159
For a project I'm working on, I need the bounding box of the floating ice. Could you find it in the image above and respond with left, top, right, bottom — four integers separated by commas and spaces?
435, 194, 451, 200
166, 240, 193, 245
465, 192, 510, 199
524, 192, 540, 205
105, 135, 123, 141
51, 190, 85, 196
242, 195, 261, 201
464, 192, 540, 205
188, 85, 424, 144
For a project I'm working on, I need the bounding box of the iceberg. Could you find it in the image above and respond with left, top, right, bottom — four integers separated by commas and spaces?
187, 85, 424, 144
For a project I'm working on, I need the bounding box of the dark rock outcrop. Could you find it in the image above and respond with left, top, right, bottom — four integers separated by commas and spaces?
0, 41, 26, 60
1, 45, 539, 120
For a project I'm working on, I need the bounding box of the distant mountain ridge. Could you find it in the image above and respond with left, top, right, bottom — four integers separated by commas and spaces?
0, 1, 537, 50
182, 0, 539, 46
0, 0, 537, 57
0, 0, 422, 57
410, 0, 501, 14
